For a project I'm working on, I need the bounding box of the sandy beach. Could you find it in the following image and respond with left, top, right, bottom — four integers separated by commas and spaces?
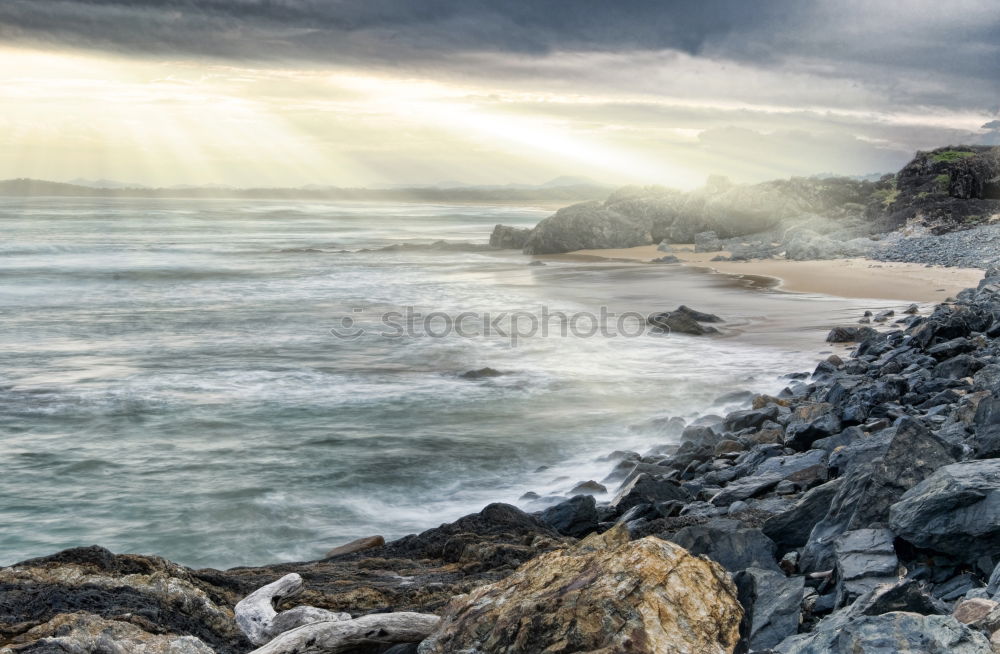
553, 244, 985, 302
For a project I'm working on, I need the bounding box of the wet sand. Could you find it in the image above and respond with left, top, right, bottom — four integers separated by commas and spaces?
553, 245, 984, 302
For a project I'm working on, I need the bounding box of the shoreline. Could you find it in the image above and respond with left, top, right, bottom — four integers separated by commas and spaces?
551, 244, 985, 302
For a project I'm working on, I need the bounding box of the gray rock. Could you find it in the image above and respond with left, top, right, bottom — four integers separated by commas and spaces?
973, 396, 1000, 458
735, 567, 805, 651
610, 473, 689, 512
539, 495, 599, 538
671, 521, 780, 573
826, 326, 878, 343
489, 224, 532, 249
889, 460, 1000, 562
834, 528, 899, 607
647, 310, 720, 336
762, 478, 844, 552
775, 612, 993, 653
522, 201, 653, 254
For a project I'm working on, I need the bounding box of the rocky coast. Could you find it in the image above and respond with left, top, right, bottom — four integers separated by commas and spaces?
4, 146, 1000, 653
4, 269, 1000, 653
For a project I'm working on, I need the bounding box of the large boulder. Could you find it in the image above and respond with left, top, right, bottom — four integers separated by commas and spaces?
671, 520, 780, 573
0, 612, 216, 654
540, 494, 600, 538
488, 224, 531, 249
521, 201, 653, 254
889, 460, 1000, 562
418, 525, 743, 654
735, 567, 804, 651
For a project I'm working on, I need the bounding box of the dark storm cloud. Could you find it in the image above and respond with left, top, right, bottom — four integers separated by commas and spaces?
1, 1, 997, 110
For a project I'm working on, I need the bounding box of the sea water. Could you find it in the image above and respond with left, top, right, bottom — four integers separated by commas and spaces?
0, 197, 894, 568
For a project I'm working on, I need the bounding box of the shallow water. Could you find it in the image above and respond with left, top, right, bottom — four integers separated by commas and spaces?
0, 197, 897, 568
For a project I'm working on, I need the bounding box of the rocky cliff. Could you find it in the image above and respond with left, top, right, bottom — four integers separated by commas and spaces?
497, 146, 1000, 256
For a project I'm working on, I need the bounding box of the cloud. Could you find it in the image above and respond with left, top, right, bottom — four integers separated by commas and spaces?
984, 120, 1000, 129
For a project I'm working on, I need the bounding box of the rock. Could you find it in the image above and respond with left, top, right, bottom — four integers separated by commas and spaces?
826, 326, 878, 343
521, 201, 654, 254
934, 354, 985, 379
489, 224, 531, 249
695, 230, 723, 251
540, 495, 600, 538
954, 598, 1000, 631
0, 546, 248, 654
0, 612, 216, 654
889, 460, 1000, 563
675, 304, 724, 323
735, 567, 804, 651
459, 367, 503, 379
569, 480, 607, 495
762, 478, 843, 553
611, 472, 690, 512
724, 405, 780, 432
834, 528, 899, 607
710, 473, 783, 506
324, 535, 385, 559
671, 521, 780, 573
873, 309, 895, 322
801, 418, 959, 572
651, 254, 681, 263
775, 612, 994, 653
904, 303, 920, 314
417, 525, 743, 654
973, 396, 1000, 458
648, 310, 720, 336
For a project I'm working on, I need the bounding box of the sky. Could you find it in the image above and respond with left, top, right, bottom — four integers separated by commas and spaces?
1, 0, 999, 189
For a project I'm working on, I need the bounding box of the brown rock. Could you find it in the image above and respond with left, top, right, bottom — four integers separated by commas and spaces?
715, 439, 745, 455
324, 535, 385, 559
954, 598, 998, 626
750, 428, 785, 444
753, 394, 792, 410
418, 524, 743, 654
1, 612, 215, 654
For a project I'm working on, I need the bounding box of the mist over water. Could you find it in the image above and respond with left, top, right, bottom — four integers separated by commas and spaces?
0, 197, 895, 568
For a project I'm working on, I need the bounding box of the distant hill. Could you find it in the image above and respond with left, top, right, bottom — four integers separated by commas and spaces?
0, 178, 613, 204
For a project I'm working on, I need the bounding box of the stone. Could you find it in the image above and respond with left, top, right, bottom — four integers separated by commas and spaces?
569, 479, 608, 495
675, 304, 724, 323
934, 354, 985, 379
610, 473, 690, 512
710, 473, 783, 506
954, 598, 1000, 630
540, 494, 600, 538
889, 460, 1000, 563
671, 521, 780, 573
774, 612, 993, 653
522, 201, 654, 254
735, 567, 804, 651
834, 528, 899, 607
324, 535, 385, 559
762, 478, 843, 553
417, 525, 743, 654
0, 612, 216, 654
459, 367, 503, 379
648, 310, 720, 336
826, 326, 878, 343
724, 405, 780, 432
973, 396, 1000, 458
489, 224, 531, 249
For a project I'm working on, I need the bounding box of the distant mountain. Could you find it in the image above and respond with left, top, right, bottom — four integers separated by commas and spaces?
67, 178, 146, 189
0, 178, 612, 205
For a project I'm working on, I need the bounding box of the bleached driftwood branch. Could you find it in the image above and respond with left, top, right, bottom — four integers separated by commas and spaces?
247, 613, 441, 654
235, 573, 350, 645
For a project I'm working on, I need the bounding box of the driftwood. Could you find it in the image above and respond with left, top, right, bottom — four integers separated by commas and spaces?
247, 612, 442, 654
234, 573, 350, 645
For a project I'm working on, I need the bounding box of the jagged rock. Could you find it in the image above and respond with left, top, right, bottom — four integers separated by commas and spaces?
833, 529, 899, 607
522, 201, 653, 254
890, 460, 1000, 563
417, 525, 743, 654
540, 494, 600, 538
775, 612, 994, 653
800, 419, 958, 572
675, 304, 724, 323
610, 473, 689, 512
488, 224, 531, 249
648, 310, 720, 336
0, 546, 247, 653
671, 520, 780, 573
735, 567, 804, 651
324, 535, 385, 559
569, 480, 607, 495
724, 405, 780, 432
973, 396, 1000, 458
826, 326, 878, 343
0, 612, 216, 654
762, 478, 843, 553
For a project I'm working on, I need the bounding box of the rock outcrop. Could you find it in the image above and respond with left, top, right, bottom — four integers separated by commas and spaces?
418, 524, 743, 654
521, 201, 653, 254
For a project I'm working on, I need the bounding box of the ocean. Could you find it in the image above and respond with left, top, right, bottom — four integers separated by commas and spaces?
0, 197, 894, 568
